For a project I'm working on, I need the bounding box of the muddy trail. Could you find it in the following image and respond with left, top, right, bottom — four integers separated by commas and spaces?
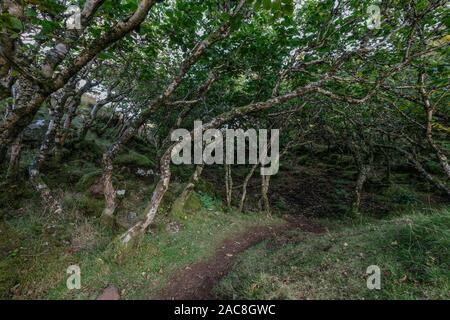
152, 215, 325, 300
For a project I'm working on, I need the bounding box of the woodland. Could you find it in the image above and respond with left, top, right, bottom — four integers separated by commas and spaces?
0, 0, 449, 300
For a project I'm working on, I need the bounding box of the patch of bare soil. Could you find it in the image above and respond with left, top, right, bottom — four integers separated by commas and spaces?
152, 215, 324, 300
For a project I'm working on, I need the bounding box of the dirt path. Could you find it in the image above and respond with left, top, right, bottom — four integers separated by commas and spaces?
153, 215, 325, 300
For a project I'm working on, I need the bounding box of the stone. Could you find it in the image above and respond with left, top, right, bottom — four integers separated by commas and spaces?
127, 212, 138, 223
89, 182, 104, 198
97, 285, 120, 300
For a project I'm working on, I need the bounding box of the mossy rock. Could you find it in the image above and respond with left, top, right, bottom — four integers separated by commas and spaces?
184, 192, 202, 212
171, 192, 202, 220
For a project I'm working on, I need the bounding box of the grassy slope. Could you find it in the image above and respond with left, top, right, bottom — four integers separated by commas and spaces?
0, 204, 283, 299
213, 207, 450, 300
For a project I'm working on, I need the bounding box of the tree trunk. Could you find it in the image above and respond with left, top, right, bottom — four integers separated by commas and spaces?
424, 107, 450, 180
351, 165, 370, 216
119, 150, 172, 246
59, 99, 79, 147
239, 163, 258, 212
79, 102, 103, 140
419, 73, 450, 180
408, 153, 450, 198
34, 107, 65, 172
0, 78, 47, 150
225, 164, 233, 208
100, 154, 118, 226
7, 133, 23, 178
28, 165, 63, 215
261, 175, 271, 216
173, 165, 204, 211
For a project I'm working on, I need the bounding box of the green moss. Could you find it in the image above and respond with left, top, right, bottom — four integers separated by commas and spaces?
184, 192, 202, 211
114, 151, 155, 169
75, 169, 103, 191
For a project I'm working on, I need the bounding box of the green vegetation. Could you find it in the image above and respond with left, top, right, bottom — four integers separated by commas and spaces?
0, 206, 282, 299
0, 0, 448, 301
213, 207, 450, 299
114, 151, 155, 169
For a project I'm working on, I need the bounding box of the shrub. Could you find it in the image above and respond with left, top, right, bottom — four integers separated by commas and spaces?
384, 185, 417, 205
198, 191, 217, 210
74, 139, 104, 160
63, 194, 104, 216
114, 151, 154, 169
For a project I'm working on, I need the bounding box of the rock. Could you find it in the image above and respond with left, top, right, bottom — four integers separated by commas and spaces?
89, 182, 104, 198
127, 212, 138, 223
166, 221, 183, 234
28, 119, 46, 130
97, 285, 120, 300
136, 168, 154, 177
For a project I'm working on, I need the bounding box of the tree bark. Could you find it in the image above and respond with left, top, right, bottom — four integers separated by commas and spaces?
0, 77, 47, 148
0, 0, 156, 149
419, 73, 450, 180
32, 100, 66, 172
7, 133, 22, 178
261, 175, 271, 216
351, 164, 370, 216
173, 165, 204, 211
119, 149, 172, 245
100, 7, 239, 223
238, 163, 258, 212
407, 152, 450, 198
225, 164, 233, 208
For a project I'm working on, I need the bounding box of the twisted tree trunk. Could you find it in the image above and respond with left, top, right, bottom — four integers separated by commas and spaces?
419, 73, 450, 180
0, 0, 156, 152
100, 5, 240, 223
172, 165, 204, 212
406, 151, 450, 198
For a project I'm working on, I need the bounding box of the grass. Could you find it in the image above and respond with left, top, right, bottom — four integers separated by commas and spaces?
0, 203, 283, 299
213, 207, 450, 300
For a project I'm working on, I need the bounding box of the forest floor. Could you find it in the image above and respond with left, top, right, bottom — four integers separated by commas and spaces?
153, 215, 325, 299
212, 207, 450, 299
1, 131, 448, 300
